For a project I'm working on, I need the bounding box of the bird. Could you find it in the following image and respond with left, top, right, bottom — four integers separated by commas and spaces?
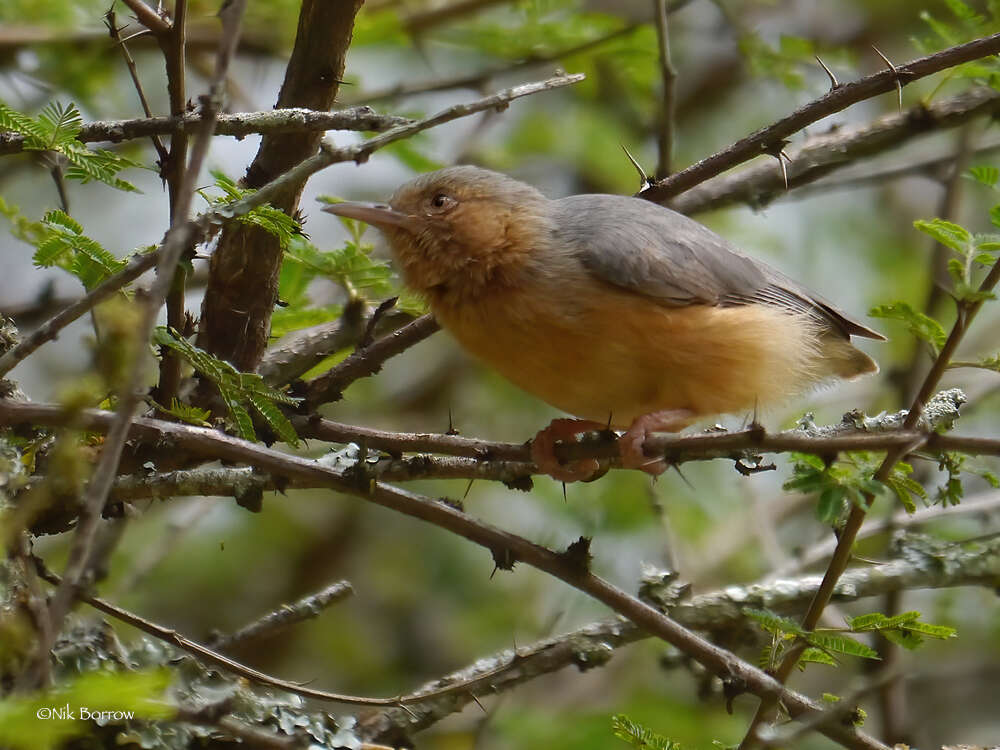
323, 166, 883, 482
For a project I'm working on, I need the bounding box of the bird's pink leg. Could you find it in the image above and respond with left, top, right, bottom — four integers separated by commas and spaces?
531, 418, 606, 482
619, 409, 696, 476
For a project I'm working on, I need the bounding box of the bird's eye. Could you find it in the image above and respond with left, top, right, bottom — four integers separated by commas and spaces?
427, 192, 456, 212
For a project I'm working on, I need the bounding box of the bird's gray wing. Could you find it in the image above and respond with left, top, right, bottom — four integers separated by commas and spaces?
550, 194, 884, 340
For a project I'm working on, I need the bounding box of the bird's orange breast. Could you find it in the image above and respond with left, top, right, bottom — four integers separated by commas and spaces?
429, 273, 825, 427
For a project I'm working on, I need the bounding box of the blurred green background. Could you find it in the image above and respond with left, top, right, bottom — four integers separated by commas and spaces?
2, 0, 1000, 747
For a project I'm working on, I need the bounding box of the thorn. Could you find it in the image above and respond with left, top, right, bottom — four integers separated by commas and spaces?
120, 29, 152, 44
471, 693, 487, 713
446, 407, 459, 436
774, 152, 789, 190
621, 144, 655, 192
872, 45, 903, 113
562, 481, 568, 503
815, 55, 840, 90
605, 411, 614, 431
463, 479, 474, 499
397, 703, 418, 720
670, 463, 694, 490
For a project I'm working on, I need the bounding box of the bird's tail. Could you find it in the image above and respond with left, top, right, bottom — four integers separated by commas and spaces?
818, 334, 879, 379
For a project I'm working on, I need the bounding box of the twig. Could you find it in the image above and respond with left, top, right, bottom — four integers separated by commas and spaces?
105, 8, 168, 165
767, 137, 1000, 203
119, 0, 171, 35
0, 108, 414, 155
669, 85, 1000, 215
34, 0, 248, 687
303, 314, 441, 407
154, 0, 190, 406
259, 302, 388, 386
196, 0, 365, 373
652, 0, 677, 179
34, 564, 407, 706
902, 125, 976, 402
209, 580, 354, 650
639, 32, 1000, 203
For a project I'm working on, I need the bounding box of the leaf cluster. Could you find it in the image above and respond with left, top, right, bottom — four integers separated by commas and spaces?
199, 172, 299, 250
784, 452, 926, 521
0, 201, 144, 291
744, 607, 954, 672
0, 100, 141, 192
152, 327, 301, 446
611, 714, 680, 750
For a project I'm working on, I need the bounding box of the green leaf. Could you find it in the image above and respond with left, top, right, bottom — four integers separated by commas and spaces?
913, 218, 972, 253
967, 164, 1000, 188
37, 101, 82, 148
817, 486, 846, 523
31, 211, 128, 290
611, 714, 680, 750
153, 398, 212, 427
0, 99, 48, 146
799, 648, 838, 668
900, 620, 957, 639
869, 302, 947, 354
743, 608, 804, 637
200, 171, 300, 248
153, 327, 302, 445
807, 632, 880, 660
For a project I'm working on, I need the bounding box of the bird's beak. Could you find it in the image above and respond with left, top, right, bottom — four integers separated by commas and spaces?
322, 201, 423, 232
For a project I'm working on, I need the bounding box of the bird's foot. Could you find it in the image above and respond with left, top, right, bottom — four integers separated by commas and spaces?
531, 418, 607, 482
619, 409, 696, 476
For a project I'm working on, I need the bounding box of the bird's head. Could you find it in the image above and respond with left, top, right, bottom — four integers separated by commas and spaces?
323, 166, 549, 297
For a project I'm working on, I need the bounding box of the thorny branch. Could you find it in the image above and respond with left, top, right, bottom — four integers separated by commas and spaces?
363, 535, 1000, 739
3, 390, 991, 526
640, 32, 1000, 203
670, 85, 1000, 215
208, 580, 354, 651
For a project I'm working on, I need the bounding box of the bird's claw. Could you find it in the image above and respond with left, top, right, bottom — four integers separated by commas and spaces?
619, 409, 696, 477
531, 418, 605, 482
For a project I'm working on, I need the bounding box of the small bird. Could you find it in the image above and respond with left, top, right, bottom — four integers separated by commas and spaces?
323, 166, 882, 481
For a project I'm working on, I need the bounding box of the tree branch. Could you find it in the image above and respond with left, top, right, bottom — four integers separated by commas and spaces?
639, 33, 1000, 203
362, 534, 1000, 739
0, 108, 414, 156
208, 580, 354, 650
670, 85, 1000, 215
652, 0, 677, 179
302, 314, 440, 407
